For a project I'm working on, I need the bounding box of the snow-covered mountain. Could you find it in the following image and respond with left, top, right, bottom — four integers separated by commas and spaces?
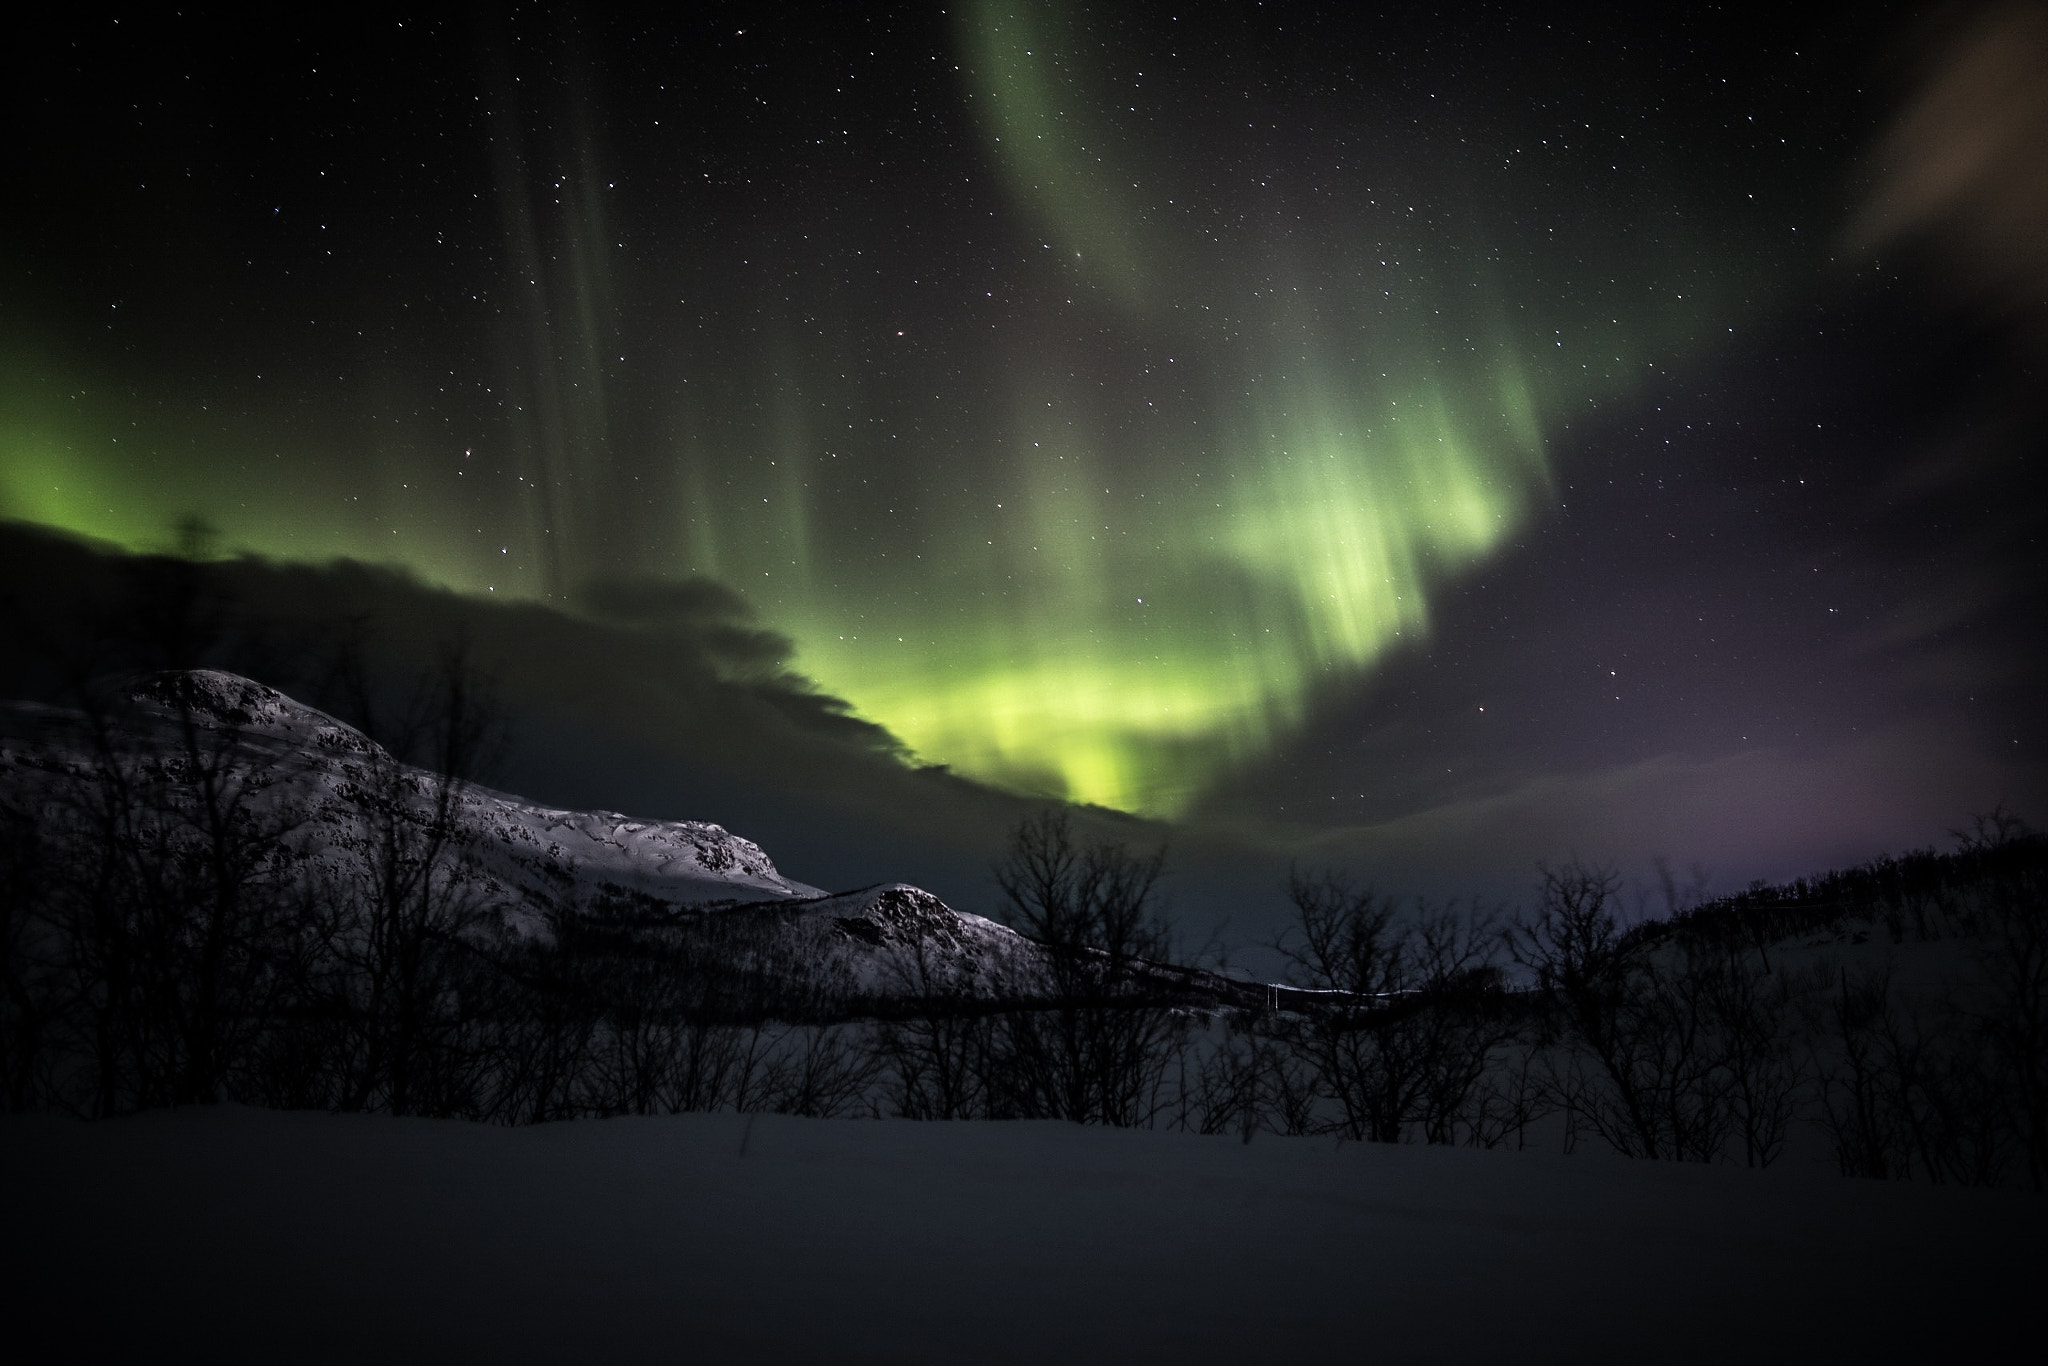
0, 669, 1266, 1012
1, 669, 817, 911
725, 882, 1052, 1002
0, 670, 1100, 1006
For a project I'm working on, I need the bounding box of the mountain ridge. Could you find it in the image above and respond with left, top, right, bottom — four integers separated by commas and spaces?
1, 668, 1267, 1012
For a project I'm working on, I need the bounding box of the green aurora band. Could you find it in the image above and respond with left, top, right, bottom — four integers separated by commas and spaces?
1, 2, 1753, 816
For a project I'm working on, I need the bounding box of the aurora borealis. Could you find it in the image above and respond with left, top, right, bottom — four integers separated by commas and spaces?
5, 3, 2045, 892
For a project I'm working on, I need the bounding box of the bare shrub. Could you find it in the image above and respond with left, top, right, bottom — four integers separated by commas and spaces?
989, 811, 1186, 1126
1277, 869, 1511, 1144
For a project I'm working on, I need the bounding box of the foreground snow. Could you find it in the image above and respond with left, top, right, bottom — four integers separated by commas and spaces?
2, 1108, 2035, 1363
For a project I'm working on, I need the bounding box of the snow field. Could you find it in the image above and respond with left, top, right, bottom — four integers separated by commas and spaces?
3, 1105, 2037, 1363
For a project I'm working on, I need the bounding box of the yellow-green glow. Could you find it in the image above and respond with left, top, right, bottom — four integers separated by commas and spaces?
961, 0, 1151, 304
0, 429, 152, 549
782, 353, 1550, 815
0, 365, 183, 550
0, 352, 548, 592
1, 4, 1773, 819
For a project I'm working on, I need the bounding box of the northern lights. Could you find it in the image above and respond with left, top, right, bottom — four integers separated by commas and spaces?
5, 5, 1768, 814
5, 3, 2044, 868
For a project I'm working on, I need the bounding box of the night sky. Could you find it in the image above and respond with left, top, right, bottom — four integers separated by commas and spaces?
5, 3, 2044, 913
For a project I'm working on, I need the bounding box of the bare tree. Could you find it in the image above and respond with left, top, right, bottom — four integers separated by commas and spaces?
875, 931, 994, 1120
1817, 959, 2017, 1186
1695, 942, 1807, 1167
136, 672, 310, 1107
991, 810, 1184, 1126
1459, 1035, 1553, 1150
1967, 817, 2047, 1189
1277, 870, 1509, 1143
1510, 859, 1732, 1161
310, 644, 505, 1117
0, 794, 59, 1111
765, 1023, 880, 1118
1173, 1017, 1273, 1141
1816, 965, 1925, 1180
17, 671, 314, 1114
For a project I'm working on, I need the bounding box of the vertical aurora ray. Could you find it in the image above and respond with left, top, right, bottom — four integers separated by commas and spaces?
958, 1, 1153, 307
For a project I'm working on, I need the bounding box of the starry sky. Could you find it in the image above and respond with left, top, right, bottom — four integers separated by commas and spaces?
4, 3, 2044, 909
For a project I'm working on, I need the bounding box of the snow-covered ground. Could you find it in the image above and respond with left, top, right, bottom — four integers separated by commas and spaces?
2, 1107, 2035, 1363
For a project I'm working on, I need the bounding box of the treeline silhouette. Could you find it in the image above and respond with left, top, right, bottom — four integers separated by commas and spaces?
4, 668, 2041, 1192
0, 536, 2039, 1186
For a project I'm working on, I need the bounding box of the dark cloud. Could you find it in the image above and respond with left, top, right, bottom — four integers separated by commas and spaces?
1851, 1, 2048, 342
1272, 720, 2029, 909
0, 521, 1152, 920
578, 573, 754, 623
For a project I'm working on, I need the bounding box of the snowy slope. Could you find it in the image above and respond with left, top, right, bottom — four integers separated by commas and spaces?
2, 1105, 2037, 1364
700, 881, 1278, 1010
0, 669, 823, 922
744, 882, 1053, 1000
0, 670, 1280, 1011
1, 671, 1091, 1003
